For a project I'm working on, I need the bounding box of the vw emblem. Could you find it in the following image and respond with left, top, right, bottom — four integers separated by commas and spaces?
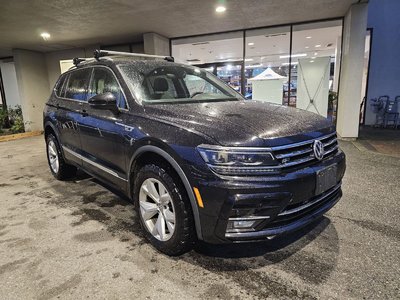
313, 140, 325, 161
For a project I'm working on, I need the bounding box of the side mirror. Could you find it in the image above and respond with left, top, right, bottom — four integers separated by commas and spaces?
88, 92, 119, 114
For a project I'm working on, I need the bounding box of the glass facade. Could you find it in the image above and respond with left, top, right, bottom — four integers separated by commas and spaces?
171, 19, 343, 122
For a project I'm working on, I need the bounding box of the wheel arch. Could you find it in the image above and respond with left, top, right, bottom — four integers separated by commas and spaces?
44, 121, 67, 160
129, 145, 203, 240
44, 121, 59, 140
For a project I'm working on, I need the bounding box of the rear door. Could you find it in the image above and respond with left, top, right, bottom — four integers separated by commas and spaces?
56, 68, 91, 165
78, 66, 130, 190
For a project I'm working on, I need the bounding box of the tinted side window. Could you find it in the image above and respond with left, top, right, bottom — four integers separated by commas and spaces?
64, 68, 91, 101
55, 74, 67, 97
88, 68, 127, 109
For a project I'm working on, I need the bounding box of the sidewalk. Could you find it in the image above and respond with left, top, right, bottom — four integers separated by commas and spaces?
353, 126, 400, 158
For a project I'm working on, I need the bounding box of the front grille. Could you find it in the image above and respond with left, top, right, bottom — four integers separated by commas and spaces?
271, 132, 338, 170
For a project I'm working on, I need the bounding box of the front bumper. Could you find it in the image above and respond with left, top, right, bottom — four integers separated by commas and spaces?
191, 149, 346, 244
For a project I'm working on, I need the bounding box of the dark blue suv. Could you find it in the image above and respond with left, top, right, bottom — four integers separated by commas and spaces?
43, 50, 346, 255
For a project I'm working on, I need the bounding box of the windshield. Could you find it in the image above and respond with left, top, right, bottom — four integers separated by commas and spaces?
118, 61, 244, 104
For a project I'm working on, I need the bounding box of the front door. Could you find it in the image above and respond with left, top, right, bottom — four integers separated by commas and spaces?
78, 66, 130, 191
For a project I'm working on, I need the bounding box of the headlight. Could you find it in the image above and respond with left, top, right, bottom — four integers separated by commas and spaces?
197, 145, 279, 176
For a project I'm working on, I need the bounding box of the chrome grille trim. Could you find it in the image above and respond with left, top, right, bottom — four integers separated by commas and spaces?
270, 132, 336, 151
275, 148, 313, 159
271, 132, 338, 169
278, 183, 341, 216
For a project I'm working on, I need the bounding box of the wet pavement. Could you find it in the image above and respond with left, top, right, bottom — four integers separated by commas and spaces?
0, 135, 399, 299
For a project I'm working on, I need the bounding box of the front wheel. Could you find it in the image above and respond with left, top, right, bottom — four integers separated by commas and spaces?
46, 134, 77, 180
134, 164, 196, 256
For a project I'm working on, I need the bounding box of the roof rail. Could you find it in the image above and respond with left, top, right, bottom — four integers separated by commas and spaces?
72, 57, 96, 67
93, 49, 174, 62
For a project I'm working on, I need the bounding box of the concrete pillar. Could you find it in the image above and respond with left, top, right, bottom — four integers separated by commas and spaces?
143, 33, 170, 56
13, 49, 50, 131
336, 3, 368, 138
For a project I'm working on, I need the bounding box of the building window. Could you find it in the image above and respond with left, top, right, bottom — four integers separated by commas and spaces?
171, 19, 343, 123
291, 20, 342, 121
171, 31, 244, 94
244, 26, 291, 102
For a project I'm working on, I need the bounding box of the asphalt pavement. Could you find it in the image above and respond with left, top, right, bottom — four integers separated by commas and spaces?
0, 135, 398, 299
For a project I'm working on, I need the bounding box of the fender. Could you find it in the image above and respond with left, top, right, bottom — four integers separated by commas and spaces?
129, 145, 203, 240
44, 120, 71, 163
44, 120, 60, 140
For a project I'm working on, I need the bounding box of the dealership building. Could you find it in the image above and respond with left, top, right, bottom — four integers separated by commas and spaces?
0, 0, 398, 138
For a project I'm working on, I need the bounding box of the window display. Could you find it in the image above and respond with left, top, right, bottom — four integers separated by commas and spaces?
171, 19, 343, 123
244, 26, 291, 102
291, 20, 342, 121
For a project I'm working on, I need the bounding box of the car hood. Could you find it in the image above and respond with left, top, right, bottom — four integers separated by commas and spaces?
142, 100, 335, 147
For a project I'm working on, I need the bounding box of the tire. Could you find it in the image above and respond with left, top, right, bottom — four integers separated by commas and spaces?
134, 164, 196, 256
46, 134, 77, 180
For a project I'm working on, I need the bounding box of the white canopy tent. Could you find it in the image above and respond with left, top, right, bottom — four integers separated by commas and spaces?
248, 67, 287, 104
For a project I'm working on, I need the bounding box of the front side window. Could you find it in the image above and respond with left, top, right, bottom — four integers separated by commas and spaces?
64, 68, 91, 101
118, 62, 244, 104
88, 68, 127, 109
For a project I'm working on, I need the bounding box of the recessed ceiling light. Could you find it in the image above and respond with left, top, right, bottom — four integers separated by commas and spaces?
280, 53, 307, 59
310, 60, 315, 63
40, 32, 50, 40
314, 52, 318, 56
215, 6, 226, 13
306, 36, 312, 39
305, 46, 310, 49
248, 42, 254, 46
311, 57, 316, 59
315, 44, 321, 48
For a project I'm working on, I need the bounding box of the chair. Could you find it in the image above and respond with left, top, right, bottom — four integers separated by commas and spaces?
383, 97, 399, 128
395, 96, 400, 129
370, 96, 388, 127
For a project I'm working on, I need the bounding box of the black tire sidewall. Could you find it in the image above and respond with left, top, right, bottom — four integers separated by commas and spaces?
134, 164, 194, 255
46, 134, 75, 180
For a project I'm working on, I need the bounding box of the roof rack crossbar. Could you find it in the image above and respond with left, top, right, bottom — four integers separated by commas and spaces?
93, 49, 174, 62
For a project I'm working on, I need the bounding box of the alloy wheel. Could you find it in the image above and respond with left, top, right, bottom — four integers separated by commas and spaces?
139, 178, 176, 241
48, 140, 59, 174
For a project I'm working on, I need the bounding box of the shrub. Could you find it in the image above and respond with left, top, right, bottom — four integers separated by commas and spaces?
8, 105, 25, 133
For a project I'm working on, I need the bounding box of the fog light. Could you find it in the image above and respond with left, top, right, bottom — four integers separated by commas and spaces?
227, 220, 257, 231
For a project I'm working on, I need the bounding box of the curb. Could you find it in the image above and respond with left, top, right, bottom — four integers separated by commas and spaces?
0, 131, 43, 142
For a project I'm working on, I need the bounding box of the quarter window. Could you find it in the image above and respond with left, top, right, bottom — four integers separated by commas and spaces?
64, 68, 91, 101
89, 68, 127, 109
55, 74, 67, 97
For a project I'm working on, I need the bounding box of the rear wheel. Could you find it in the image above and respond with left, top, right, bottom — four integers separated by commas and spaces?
134, 164, 196, 256
46, 134, 77, 180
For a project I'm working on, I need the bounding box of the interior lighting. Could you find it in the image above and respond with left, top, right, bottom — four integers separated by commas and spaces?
216, 6, 226, 13
279, 53, 307, 59
40, 32, 50, 40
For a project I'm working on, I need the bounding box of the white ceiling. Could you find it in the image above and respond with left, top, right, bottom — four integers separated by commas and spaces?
0, 0, 357, 57
172, 22, 342, 66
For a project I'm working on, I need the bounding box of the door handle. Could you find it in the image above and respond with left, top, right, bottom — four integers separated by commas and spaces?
81, 109, 88, 117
